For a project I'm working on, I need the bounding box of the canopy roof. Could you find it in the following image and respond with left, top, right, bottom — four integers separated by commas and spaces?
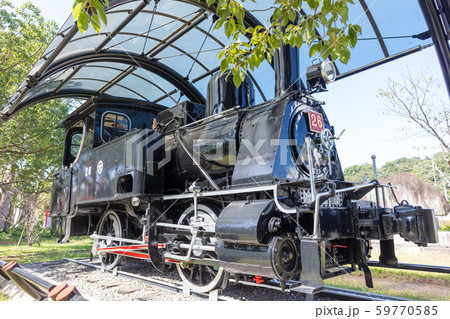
1, 0, 439, 122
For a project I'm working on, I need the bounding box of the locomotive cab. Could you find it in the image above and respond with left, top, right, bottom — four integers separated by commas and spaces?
50, 97, 166, 237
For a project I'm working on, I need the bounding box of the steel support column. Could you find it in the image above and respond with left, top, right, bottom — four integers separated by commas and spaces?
418, 0, 450, 98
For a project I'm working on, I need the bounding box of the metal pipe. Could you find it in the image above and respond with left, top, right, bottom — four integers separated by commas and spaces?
90, 233, 145, 244
175, 132, 219, 190
273, 185, 297, 214
335, 45, 428, 82
178, 243, 215, 252
306, 136, 317, 199
155, 222, 192, 230
371, 155, 380, 207
163, 183, 307, 214
313, 183, 336, 238
335, 181, 377, 194
163, 184, 274, 200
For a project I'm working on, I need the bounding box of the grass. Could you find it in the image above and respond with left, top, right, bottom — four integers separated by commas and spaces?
325, 278, 445, 301
0, 228, 92, 264
0, 291, 10, 301
368, 267, 450, 285
325, 245, 450, 301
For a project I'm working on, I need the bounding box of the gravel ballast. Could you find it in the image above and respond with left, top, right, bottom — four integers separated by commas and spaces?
0, 258, 307, 301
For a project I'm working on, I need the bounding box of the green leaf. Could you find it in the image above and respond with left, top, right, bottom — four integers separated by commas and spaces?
220, 58, 229, 72
232, 66, 242, 87
288, 9, 297, 22
309, 43, 321, 57
239, 68, 246, 83
306, 0, 317, 9
323, 0, 332, 12
348, 27, 357, 47
339, 47, 350, 64
207, 0, 216, 6
341, 6, 349, 22
320, 42, 331, 58
281, 15, 289, 27
293, 0, 302, 9
98, 8, 107, 26
73, 2, 85, 21
77, 11, 90, 33
92, 0, 103, 11
294, 32, 303, 47
72, 0, 84, 9
91, 13, 101, 33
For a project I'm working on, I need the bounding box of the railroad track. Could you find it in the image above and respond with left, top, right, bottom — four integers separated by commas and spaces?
63, 258, 412, 301
62, 257, 233, 301
367, 261, 450, 274
320, 286, 413, 301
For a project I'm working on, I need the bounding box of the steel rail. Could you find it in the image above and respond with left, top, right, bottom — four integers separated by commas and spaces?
227, 278, 412, 301
62, 257, 232, 301
0, 259, 55, 293
321, 286, 413, 301
0, 259, 87, 301
367, 261, 450, 274
63, 258, 413, 301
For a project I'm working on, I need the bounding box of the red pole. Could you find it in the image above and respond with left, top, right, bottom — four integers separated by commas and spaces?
43, 210, 50, 228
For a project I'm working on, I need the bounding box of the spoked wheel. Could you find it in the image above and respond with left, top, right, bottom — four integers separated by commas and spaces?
176, 204, 228, 293
97, 210, 123, 270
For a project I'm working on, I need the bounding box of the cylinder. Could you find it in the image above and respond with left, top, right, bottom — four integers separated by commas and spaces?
216, 235, 300, 280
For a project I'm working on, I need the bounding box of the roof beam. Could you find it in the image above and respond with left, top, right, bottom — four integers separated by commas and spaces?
55, 65, 84, 93
145, 11, 208, 57
94, 0, 150, 54
98, 65, 137, 94
359, 0, 389, 58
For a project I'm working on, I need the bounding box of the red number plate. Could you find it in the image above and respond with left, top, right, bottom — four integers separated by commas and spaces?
308, 111, 324, 133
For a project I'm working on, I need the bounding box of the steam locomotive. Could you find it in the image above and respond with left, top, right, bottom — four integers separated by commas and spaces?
48, 37, 439, 296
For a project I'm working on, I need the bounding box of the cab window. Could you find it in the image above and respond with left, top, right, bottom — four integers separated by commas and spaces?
63, 122, 83, 167
101, 112, 130, 142
70, 133, 83, 157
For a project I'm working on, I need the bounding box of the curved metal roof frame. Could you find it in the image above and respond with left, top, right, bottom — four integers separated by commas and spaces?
1, 0, 446, 124
1, 0, 268, 122
40, 51, 206, 102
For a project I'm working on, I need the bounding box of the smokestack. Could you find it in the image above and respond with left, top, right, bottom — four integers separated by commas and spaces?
273, 15, 301, 97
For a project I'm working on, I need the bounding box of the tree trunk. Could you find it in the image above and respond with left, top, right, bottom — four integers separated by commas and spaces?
0, 166, 15, 231
25, 193, 39, 246
0, 185, 12, 231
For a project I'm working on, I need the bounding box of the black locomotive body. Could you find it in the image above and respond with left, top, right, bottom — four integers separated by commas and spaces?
49, 42, 439, 295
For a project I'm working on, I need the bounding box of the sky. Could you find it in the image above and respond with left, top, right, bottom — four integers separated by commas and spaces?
10, 0, 450, 169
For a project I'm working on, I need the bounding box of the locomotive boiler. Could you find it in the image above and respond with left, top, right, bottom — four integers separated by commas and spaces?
2, 0, 442, 298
